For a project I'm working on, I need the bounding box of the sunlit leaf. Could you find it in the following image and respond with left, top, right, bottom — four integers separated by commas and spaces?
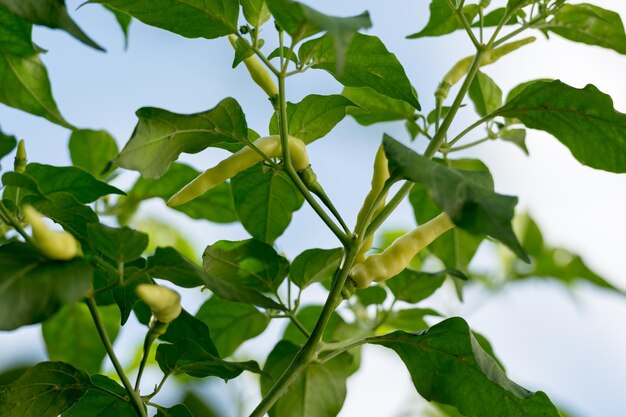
231, 164, 304, 243
91, 0, 238, 39
269, 94, 355, 142
498, 80, 626, 173
299, 33, 420, 109
369, 318, 561, 417
116, 98, 248, 179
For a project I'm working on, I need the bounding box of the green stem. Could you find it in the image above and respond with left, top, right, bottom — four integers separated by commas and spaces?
447, 136, 491, 153
447, 0, 481, 49
252, 19, 488, 417
276, 62, 349, 246
492, 6, 558, 48
424, 49, 485, 158
250, 242, 360, 417
144, 372, 171, 400
364, 182, 414, 241
287, 312, 311, 338
0, 201, 33, 245
318, 337, 371, 365
447, 113, 495, 147
367, 50, 487, 240
86, 297, 147, 417
134, 323, 166, 392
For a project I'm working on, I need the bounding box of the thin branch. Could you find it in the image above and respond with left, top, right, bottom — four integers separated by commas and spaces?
86, 297, 147, 417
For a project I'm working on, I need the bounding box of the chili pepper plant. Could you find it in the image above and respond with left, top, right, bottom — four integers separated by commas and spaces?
0, 0, 625, 416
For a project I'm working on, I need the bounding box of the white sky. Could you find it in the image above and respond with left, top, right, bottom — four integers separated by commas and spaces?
1, 1, 626, 416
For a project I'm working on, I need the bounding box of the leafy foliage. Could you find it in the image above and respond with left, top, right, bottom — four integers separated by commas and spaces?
116, 98, 249, 179
1, 0, 623, 416
497, 80, 626, 173
369, 318, 561, 417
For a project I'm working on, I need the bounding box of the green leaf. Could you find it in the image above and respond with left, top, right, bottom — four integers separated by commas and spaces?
241, 0, 270, 28
3, 163, 124, 204
22, 193, 99, 241
231, 35, 255, 68
0, 362, 90, 417
499, 128, 528, 155
508, 213, 625, 295
289, 247, 342, 289
0, 0, 103, 51
384, 135, 527, 261
202, 238, 289, 293
180, 392, 220, 417
134, 307, 219, 351
472, 330, 506, 371
268, 94, 356, 143
102, 5, 132, 48
369, 318, 561, 417
468, 71, 502, 117
0, 127, 16, 160
231, 164, 304, 243
541, 3, 626, 55
110, 267, 151, 325
195, 296, 270, 357
267, 46, 298, 65
0, 9, 72, 128
299, 33, 420, 109
0, 7, 37, 56
69, 130, 119, 178
148, 247, 284, 310
132, 217, 197, 260
121, 162, 237, 224
63, 375, 136, 417
407, 1, 479, 39
91, 0, 238, 39
355, 285, 386, 306
116, 98, 249, 179
156, 339, 262, 380
155, 405, 194, 417
87, 223, 149, 263
343, 86, 416, 126
267, 0, 371, 70
497, 80, 626, 173
383, 308, 441, 333
261, 340, 353, 417
408, 159, 489, 272
386, 269, 447, 304
42, 303, 120, 375
0, 242, 92, 330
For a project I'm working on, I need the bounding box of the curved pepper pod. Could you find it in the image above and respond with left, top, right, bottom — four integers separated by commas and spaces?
354, 144, 390, 263
167, 135, 309, 207
135, 284, 182, 324
23, 205, 81, 261
350, 212, 454, 288
435, 37, 536, 101
228, 35, 279, 99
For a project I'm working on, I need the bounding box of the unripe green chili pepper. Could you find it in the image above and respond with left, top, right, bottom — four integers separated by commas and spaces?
435, 37, 536, 102
23, 205, 81, 260
135, 284, 182, 324
228, 34, 279, 99
350, 212, 454, 288
168, 135, 309, 206
354, 145, 390, 263
14, 139, 26, 173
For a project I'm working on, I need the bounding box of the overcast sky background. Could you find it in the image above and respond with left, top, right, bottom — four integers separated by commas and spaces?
1, 1, 626, 416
